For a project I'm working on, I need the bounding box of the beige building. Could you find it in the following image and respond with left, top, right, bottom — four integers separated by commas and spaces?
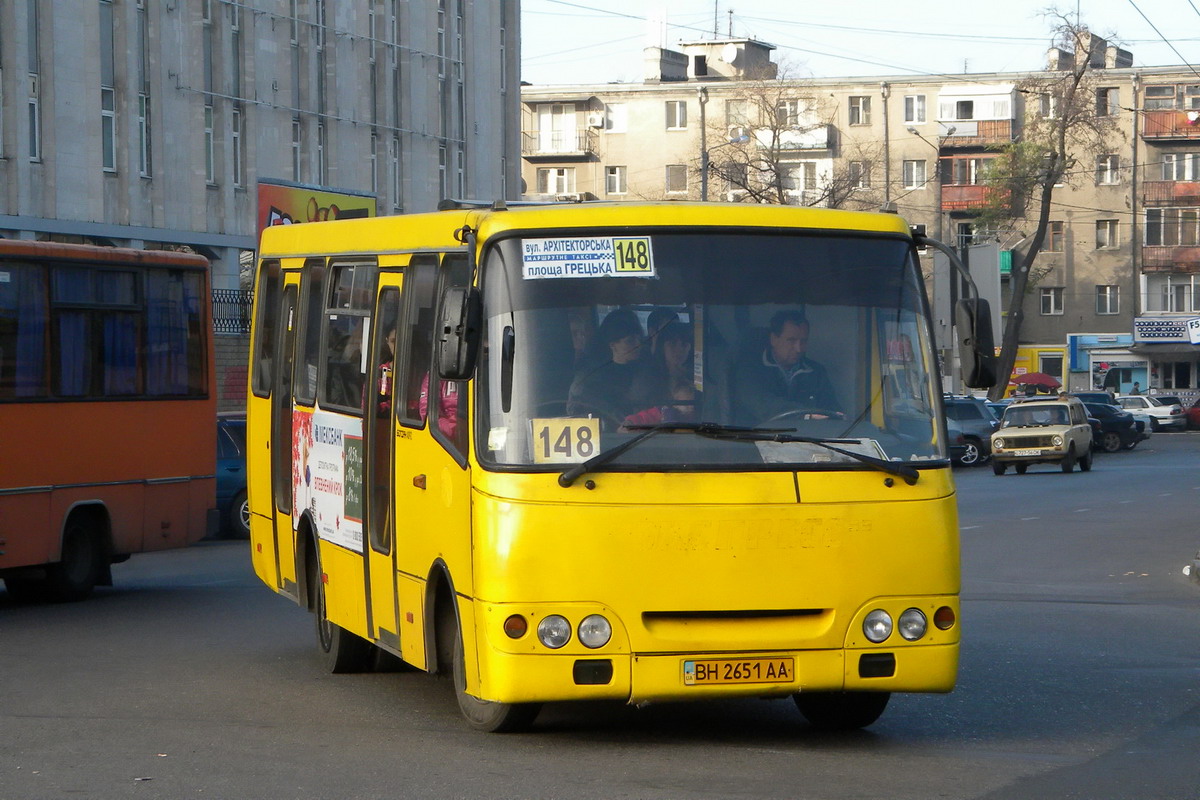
520, 37, 1200, 400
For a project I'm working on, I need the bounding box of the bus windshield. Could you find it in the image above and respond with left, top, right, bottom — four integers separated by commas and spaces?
478, 229, 943, 471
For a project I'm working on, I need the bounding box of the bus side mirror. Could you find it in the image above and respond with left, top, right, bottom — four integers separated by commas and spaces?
437, 287, 482, 380
956, 297, 996, 389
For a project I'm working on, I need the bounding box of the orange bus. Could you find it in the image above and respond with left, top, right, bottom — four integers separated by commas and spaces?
0, 240, 217, 601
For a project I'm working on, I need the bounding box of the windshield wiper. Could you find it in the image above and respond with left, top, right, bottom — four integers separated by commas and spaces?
692, 428, 920, 485
557, 422, 790, 487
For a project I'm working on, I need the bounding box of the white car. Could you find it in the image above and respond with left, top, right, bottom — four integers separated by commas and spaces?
1115, 395, 1187, 431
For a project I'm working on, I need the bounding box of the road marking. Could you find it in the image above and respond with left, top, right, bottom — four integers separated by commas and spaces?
1074, 508, 1090, 513
961, 525, 981, 530
1020, 516, 1040, 521
1159, 493, 1173, 497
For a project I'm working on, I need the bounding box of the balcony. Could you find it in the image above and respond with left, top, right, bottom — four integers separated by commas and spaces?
767, 124, 832, 151
1142, 180, 1200, 206
1141, 110, 1200, 140
1142, 245, 1200, 272
521, 129, 598, 160
941, 184, 1008, 212
939, 119, 1014, 148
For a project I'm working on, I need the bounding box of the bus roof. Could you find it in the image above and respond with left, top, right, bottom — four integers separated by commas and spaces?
0, 238, 209, 269
257, 202, 913, 259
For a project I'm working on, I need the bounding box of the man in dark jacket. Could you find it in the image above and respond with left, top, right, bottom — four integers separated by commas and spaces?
732, 309, 839, 425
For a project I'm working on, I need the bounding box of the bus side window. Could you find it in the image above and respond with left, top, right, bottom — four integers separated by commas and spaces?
251, 261, 281, 398
319, 261, 377, 413
292, 259, 326, 406
432, 254, 471, 455
397, 256, 438, 428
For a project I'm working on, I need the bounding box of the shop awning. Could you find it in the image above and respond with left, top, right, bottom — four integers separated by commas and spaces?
1128, 342, 1200, 355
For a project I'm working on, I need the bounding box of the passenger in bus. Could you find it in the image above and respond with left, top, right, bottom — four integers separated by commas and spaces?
420, 373, 461, 440
632, 321, 693, 406
374, 327, 397, 416
645, 307, 680, 357
622, 378, 698, 428
731, 309, 840, 424
567, 307, 645, 425
568, 308, 597, 369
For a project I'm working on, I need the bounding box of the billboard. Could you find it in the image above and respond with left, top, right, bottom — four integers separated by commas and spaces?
256, 180, 376, 240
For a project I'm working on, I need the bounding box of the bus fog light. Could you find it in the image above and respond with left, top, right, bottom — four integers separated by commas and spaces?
503, 615, 528, 639
537, 615, 571, 649
863, 609, 892, 643
577, 614, 612, 648
898, 608, 927, 641
934, 606, 956, 630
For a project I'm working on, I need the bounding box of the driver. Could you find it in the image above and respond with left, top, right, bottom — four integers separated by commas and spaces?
732, 309, 839, 424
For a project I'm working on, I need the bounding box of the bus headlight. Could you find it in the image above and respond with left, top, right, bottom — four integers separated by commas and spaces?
898, 608, 928, 641
537, 615, 572, 649
863, 609, 893, 643
577, 614, 612, 648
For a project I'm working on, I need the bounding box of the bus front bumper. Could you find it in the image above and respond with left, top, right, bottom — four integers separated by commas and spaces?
474, 643, 958, 705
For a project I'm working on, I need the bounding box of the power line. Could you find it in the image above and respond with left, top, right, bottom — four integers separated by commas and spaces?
1125, 0, 1200, 81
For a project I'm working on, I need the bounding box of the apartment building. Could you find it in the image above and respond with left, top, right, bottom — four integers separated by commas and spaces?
1, 0, 519, 406
520, 37, 1200, 400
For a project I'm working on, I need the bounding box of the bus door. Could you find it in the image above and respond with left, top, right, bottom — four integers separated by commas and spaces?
392, 254, 474, 670
270, 279, 301, 596
364, 278, 403, 650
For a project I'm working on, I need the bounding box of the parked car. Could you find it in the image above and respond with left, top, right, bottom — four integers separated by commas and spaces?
944, 395, 1000, 466
1068, 390, 1118, 406
946, 419, 968, 464
1187, 398, 1200, 429
217, 413, 249, 538
1152, 395, 1184, 410
991, 396, 1093, 474
1082, 402, 1146, 452
1115, 395, 1187, 431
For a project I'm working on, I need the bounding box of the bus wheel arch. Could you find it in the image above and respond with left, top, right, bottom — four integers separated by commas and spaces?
427, 562, 540, 732
51, 503, 112, 601
302, 517, 372, 673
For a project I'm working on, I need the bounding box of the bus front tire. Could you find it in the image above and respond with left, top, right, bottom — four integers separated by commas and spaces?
452, 626, 540, 733
794, 691, 890, 731
42, 519, 104, 603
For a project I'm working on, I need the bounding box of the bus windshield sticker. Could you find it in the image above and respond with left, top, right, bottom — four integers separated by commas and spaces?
522, 236, 655, 280
530, 418, 601, 464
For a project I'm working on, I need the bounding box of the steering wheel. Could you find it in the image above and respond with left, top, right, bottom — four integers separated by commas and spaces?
760, 408, 844, 427
564, 402, 625, 431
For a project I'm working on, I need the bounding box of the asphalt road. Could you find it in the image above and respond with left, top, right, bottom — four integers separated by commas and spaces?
2, 434, 1199, 799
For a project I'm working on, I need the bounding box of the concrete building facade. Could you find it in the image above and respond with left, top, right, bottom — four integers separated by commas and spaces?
520, 38, 1200, 402
1, 0, 519, 408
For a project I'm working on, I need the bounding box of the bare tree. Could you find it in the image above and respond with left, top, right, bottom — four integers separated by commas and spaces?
977, 13, 1123, 400
695, 70, 882, 209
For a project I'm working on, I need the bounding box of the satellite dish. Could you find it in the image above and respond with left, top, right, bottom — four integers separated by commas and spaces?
721, 43, 739, 64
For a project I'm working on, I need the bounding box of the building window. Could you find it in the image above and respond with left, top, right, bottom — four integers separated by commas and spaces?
231, 108, 244, 188
604, 103, 627, 133
101, 88, 117, 171
902, 159, 926, 189
438, 144, 448, 198
782, 162, 817, 193
1040, 287, 1064, 315
665, 164, 688, 194
1096, 154, 1119, 185
1096, 285, 1119, 315
370, 133, 378, 193
204, 105, 215, 183
390, 135, 402, 210
1095, 219, 1118, 249
904, 95, 926, 124
137, 94, 152, 177
666, 101, 687, 130
606, 165, 627, 195
1146, 208, 1200, 246
289, 0, 300, 44
291, 119, 302, 181
848, 161, 869, 188
954, 100, 975, 120
1096, 87, 1119, 117
941, 157, 989, 186
776, 99, 806, 127
28, 91, 41, 162
848, 96, 871, 126
317, 122, 327, 185
1039, 92, 1059, 118
1162, 361, 1193, 389
1041, 221, 1064, 252
1145, 85, 1177, 110
536, 167, 575, 195
1162, 153, 1200, 181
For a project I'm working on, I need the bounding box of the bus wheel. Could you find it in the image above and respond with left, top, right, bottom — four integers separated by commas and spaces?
314, 561, 373, 673
794, 691, 890, 731
44, 519, 103, 602
452, 624, 540, 733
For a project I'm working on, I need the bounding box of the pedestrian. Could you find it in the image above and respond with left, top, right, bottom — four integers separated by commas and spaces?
1130, 381, 1141, 395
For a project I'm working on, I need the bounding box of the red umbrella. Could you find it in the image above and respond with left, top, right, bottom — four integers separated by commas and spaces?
1009, 372, 1061, 388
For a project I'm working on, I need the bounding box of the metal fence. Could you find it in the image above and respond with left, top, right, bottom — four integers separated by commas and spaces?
212, 288, 253, 334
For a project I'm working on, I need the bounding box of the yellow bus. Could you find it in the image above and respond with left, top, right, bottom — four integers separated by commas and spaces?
247, 201, 994, 732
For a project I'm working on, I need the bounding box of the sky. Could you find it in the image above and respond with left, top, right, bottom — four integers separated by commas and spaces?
520, 0, 1200, 86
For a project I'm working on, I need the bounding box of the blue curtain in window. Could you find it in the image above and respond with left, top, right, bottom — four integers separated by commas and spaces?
56, 312, 90, 396
103, 312, 139, 395
146, 271, 197, 395
2, 265, 48, 397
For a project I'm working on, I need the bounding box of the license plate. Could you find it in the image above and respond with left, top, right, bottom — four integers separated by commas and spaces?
683, 657, 795, 685
1012, 449, 1040, 456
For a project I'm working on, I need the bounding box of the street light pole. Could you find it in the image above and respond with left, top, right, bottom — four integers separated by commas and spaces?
698, 86, 709, 201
